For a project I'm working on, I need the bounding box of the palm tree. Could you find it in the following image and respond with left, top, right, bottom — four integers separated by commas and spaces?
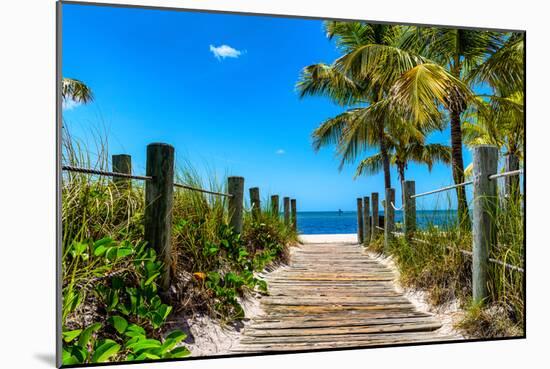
298, 22, 426, 189
62, 77, 94, 104
390, 28, 510, 226
355, 126, 451, 203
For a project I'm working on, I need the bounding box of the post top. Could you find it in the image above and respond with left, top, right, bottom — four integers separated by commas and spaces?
147, 142, 175, 150
228, 176, 244, 180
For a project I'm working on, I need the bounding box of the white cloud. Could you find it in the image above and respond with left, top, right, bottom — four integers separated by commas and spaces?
275, 149, 285, 155
62, 98, 81, 111
209, 44, 242, 60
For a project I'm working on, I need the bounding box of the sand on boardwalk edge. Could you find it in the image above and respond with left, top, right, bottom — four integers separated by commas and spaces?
365, 249, 465, 338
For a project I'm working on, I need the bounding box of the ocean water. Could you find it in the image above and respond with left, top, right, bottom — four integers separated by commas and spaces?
296, 210, 458, 235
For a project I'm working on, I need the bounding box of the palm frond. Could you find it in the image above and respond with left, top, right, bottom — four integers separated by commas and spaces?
390, 63, 473, 124
312, 108, 363, 152
296, 63, 364, 106
354, 152, 384, 178
62, 77, 94, 104
336, 44, 426, 92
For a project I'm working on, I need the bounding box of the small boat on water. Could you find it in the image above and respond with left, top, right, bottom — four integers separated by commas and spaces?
338, 209, 343, 215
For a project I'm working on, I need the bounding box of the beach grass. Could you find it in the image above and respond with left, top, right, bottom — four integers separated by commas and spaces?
367, 189, 524, 338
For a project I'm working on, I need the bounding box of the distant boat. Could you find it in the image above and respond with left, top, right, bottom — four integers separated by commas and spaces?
338, 209, 343, 215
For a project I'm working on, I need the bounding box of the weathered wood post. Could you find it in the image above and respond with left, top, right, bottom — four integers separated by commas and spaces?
384, 188, 395, 252
291, 199, 297, 232
363, 196, 370, 244
403, 180, 416, 239
112, 154, 132, 189
249, 187, 261, 219
371, 192, 379, 241
472, 145, 498, 304
228, 177, 245, 234
283, 197, 290, 226
504, 153, 520, 202
356, 198, 364, 244
271, 195, 279, 217
144, 143, 175, 291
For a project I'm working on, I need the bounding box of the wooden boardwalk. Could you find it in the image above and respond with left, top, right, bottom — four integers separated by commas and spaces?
232, 241, 454, 353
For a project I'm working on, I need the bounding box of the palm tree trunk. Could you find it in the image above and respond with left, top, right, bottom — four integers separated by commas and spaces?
379, 128, 391, 189
450, 109, 471, 229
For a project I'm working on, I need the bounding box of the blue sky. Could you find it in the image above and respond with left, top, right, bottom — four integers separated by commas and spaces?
62, 3, 480, 211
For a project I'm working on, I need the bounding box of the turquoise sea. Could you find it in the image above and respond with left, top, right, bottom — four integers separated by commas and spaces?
296, 210, 458, 235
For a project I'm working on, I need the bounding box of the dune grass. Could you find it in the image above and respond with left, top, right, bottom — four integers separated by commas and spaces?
61, 128, 297, 363
368, 190, 524, 338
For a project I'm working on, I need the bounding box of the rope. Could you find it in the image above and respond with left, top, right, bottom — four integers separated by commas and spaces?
63, 165, 233, 197
405, 236, 523, 273
489, 169, 524, 180
62, 165, 152, 181
410, 180, 473, 199
174, 182, 233, 197
390, 202, 403, 211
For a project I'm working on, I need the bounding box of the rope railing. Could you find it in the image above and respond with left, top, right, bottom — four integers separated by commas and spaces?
62, 165, 233, 197
404, 234, 524, 273
62, 165, 152, 181
174, 182, 233, 197
410, 180, 473, 199
358, 147, 524, 303
390, 201, 403, 211
410, 169, 523, 200
488, 169, 524, 180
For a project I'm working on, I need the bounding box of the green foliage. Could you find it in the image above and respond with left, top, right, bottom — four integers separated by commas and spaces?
368, 194, 524, 338
62, 238, 190, 365
62, 318, 190, 365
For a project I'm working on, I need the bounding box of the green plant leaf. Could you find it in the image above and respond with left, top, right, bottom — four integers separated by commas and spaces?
135, 352, 160, 361
78, 322, 102, 348
126, 338, 162, 353
165, 330, 187, 344
93, 245, 108, 257
125, 324, 146, 338
116, 247, 133, 259
144, 272, 160, 286
108, 316, 128, 334
168, 346, 191, 358
62, 329, 82, 343
91, 339, 121, 363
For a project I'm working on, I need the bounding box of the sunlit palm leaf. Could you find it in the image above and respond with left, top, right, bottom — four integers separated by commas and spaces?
296, 63, 364, 106
390, 63, 473, 124
354, 152, 384, 178
62, 77, 94, 104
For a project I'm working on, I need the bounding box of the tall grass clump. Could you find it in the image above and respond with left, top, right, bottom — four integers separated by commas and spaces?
367, 189, 524, 338
61, 127, 298, 363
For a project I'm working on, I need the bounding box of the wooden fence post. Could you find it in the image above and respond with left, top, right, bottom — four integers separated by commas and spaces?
228, 177, 245, 234
356, 198, 364, 244
112, 154, 132, 189
291, 199, 297, 231
504, 153, 520, 202
403, 180, 416, 238
283, 197, 290, 226
271, 195, 279, 217
384, 188, 395, 252
472, 145, 498, 304
144, 143, 175, 291
249, 187, 260, 219
371, 192, 379, 241
363, 196, 370, 244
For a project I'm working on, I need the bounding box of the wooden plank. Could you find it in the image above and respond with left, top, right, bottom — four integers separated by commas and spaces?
235, 241, 451, 353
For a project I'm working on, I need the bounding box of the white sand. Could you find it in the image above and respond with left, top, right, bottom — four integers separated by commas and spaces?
300, 233, 358, 244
